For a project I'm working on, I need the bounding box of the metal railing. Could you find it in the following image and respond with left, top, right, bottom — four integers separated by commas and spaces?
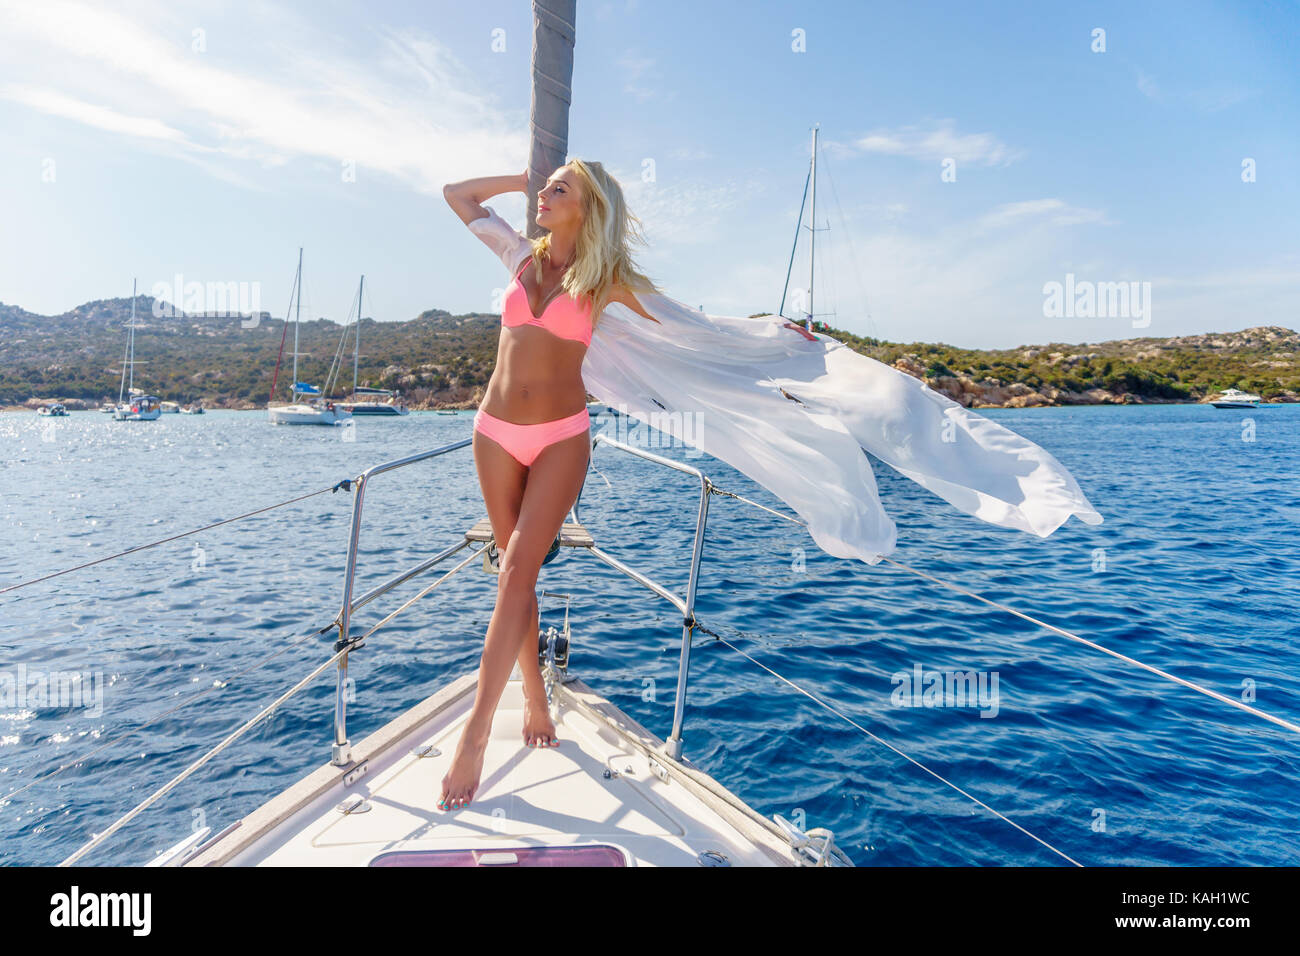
573, 431, 713, 759
60, 424, 725, 863
331, 437, 471, 765
328, 428, 716, 764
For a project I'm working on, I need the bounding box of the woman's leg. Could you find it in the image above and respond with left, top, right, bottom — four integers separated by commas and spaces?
439, 426, 590, 810
468, 426, 553, 745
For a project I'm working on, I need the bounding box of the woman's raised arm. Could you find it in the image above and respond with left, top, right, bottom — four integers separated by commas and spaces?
442, 171, 529, 226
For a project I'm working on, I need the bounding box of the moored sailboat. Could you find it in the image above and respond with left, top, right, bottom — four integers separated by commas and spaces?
267, 249, 352, 426
112, 280, 162, 422
333, 275, 409, 416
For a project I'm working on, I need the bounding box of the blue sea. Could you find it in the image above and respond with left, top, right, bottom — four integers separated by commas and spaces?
1, 404, 1297, 866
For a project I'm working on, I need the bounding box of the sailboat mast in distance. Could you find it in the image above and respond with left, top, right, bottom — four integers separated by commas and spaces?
128, 278, 137, 395
268, 248, 302, 404
807, 124, 818, 332
118, 279, 134, 405
353, 275, 363, 395
291, 246, 302, 399
779, 125, 826, 331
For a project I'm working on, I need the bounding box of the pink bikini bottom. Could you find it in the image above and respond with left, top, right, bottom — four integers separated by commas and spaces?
473, 406, 591, 467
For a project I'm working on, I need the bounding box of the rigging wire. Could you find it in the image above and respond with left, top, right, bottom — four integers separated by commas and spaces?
691, 618, 1083, 866
818, 141, 880, 341
0, 481, 355, 596
778, 165, 812, 320
55, 544, 486, 865
267, 254, 300, 403
706, 482, 1300, 737
1, 620, 330, 804
323, 282, 362, 398
59, 638, 355, 866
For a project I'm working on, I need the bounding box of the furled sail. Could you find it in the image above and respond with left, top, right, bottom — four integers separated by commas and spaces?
468, 205, 1104, 566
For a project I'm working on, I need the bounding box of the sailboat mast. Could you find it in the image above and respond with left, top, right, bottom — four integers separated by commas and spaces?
127, 277, 137, 395
807, 124, 818, 331
353, 275, 363, 395
117, 281, 131, 404
291, 247, 302, 400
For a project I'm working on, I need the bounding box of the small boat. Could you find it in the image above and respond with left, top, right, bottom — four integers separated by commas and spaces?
342, 388, 409, 416
1210, 387, 1263, 409
330, 277, 409, 417
180, 404, 205, 415
99, 404, 116, 414
160, 401, 181, 414
37, 403, 68, 417
112, 280, 163, 422
269, 388, 353, 426
435, 408, 458, 416
114, 394, 163, 421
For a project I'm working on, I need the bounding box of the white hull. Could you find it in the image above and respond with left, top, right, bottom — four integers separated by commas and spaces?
179, 672, 814, 868
1211, 388, 1262, 408
342, 402, 408, 416
268, 404, 353, 426
113, 405, 162, 421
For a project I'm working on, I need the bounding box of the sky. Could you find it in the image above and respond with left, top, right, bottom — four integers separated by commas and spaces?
0, 0, 1296, 349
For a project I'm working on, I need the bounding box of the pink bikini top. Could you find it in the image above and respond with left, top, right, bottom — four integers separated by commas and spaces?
502, 259, 593, 346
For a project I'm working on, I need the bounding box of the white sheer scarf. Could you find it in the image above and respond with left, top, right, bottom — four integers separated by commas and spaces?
467, 205, 1103, 566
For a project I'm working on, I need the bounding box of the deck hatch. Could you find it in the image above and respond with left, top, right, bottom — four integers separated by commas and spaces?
368, 844, 628, 867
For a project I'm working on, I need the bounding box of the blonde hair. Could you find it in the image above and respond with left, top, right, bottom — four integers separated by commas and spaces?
525, 158, 660, 332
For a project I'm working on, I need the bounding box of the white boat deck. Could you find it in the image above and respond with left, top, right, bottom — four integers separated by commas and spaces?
184, 671, 803, 867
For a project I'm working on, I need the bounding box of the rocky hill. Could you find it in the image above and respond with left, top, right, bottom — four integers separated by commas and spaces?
0, 296, 500, 410
807, 322, 1299, 407
2, 295, 1296, 409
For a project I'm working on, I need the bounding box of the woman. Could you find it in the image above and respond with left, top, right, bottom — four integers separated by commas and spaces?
441, 160, 1103, 812
439, 160, 662, 811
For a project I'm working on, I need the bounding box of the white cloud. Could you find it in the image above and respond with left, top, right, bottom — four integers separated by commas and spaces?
624, 174, 764, 244
618, 49, 662, 103
0, 84, 187, 143
1137, 69, 1162, 101
0, 0, 524, 196
852, 120, 1024, 166
695, 194, 1122, 347
978, 199, 1112, 230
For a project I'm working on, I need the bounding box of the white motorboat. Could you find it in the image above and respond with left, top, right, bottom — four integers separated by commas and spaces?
160, 401, 181, 414
341, 388, 409, 416
331, 277, 409, 417
267, 249, 353, 426
111, 281, 163, 421
37, 403, 68, 416
1210, 387, 1264, 408
180, 403, 205, 415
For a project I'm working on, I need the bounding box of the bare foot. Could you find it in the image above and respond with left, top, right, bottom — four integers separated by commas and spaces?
439, 728, 489, 810
522, 697, 559, 748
